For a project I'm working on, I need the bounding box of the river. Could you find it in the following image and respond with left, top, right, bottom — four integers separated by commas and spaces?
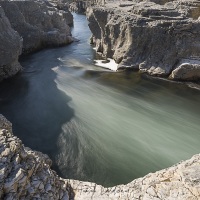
0, 14, 200, 187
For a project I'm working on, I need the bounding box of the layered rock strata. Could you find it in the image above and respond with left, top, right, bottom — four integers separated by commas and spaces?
87, 0, 200, 81
0, 0, 73, 81
1, 114, 200, 199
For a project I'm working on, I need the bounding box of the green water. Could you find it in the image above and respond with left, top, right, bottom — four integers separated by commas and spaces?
0, 14, 200, 187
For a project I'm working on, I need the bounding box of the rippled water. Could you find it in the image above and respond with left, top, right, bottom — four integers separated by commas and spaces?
0, 14, 200, 187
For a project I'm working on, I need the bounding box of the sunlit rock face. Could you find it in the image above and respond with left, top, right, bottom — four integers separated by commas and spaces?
0, 6, 22, 82
0, 0, 73, 54
0, 114, 73, 200
87, 0, 200, 81
1, 114, 200, 199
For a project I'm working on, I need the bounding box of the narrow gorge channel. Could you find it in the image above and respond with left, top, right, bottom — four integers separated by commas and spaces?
0, 13, 200, 188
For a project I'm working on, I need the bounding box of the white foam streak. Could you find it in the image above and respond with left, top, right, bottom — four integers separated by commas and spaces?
94, 58, 118, 71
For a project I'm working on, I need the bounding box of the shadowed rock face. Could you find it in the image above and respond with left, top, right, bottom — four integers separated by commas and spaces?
1, 114, 200, 199
0, 0, 73, 81
0, 0, 73, 54
0, 6, 22, 82
87, 0, 200, 81
69, 0, 105, 14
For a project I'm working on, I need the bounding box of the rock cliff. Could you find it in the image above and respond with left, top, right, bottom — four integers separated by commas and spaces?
69, 0, 106, 14
87, 0, 200, 81
0, 6, 22, 82
0, 0, 73, 81
0, 0, 73, 54
1, 114, 200, 199
0, 114, 74, 200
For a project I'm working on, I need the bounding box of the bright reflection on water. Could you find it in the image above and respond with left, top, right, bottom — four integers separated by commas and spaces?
0, 14, 200, 187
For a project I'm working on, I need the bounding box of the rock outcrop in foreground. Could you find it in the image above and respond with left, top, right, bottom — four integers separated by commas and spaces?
0, 0, 73, 81
87, 0, 200, 81
1, 114, 200, 199
0, 115, 74, 200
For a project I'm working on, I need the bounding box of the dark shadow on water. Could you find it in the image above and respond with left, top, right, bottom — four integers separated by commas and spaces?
0, 48, 74, 175
1, 13, 200, 188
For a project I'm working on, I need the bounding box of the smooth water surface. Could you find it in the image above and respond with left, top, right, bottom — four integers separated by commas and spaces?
0, 14, 200, 187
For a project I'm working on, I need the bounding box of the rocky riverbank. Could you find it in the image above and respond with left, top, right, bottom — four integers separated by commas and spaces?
87, 0, 200, 81
0, 0, 73, 81
1, 114, 200, 199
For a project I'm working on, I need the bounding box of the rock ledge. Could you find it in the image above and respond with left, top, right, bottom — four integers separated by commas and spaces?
87, 0, 200, 81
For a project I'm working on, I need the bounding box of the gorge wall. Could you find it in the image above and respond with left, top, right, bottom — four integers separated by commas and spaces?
1, 1, 200, 199
69, 0, 105, 14
87, 0, 200, 81
1, 115, 200, 199
0, 6, 22, 82
0, 0, 73, 81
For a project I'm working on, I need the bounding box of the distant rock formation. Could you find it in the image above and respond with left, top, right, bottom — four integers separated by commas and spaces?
1, 114, 200, 199
69, 0, 105, 14
0, 0, 73, 81
87, 0, 200, 81
69, 1, 88, 13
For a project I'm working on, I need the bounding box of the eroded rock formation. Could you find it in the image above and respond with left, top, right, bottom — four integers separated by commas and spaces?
1, 114, 200, 199
0, 7, 22, 82
69, 0, 105, 14
0, 0, 73, 81
0, 114, 74, 200
87, 0, 200, 81
0, 0, 73, 54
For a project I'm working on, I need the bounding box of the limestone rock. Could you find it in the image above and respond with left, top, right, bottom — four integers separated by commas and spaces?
1, 114, 200, 199
0, 0, 73, 81
69, 0, 106, 14
69, 2, 87, 13
68, 154, 200, 199
0, 6, 22, 81
0, 0, 73, 54
0, 115, 72, 200
170, 59, 200, 80
86, 0, 200, 81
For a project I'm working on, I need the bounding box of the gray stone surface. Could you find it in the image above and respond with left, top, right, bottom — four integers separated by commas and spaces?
87, 0, 200, 81
69, 154, 200, 199
0, 6, 22, 82
0, 114, 200, 199
0, 0, 73, 54
0, 0, 73, 81
0, 114, 74, 200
